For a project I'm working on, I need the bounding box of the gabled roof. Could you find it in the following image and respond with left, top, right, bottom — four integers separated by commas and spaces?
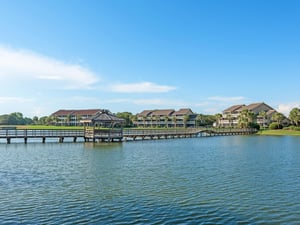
91, 111, 125, 123
173, 108, 194, 115
138, 110, 154, 117
51, 109, 101, 116
223, 104, 245, 113
266, 109, 276, 116
151, 109, 175, 116
242, 102, 274, 111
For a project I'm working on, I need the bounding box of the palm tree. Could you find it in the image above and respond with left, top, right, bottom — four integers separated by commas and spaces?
289, 108, 300, 126
238, 109, 256, 128
258, 111, 267, 128
226, 113, 233, 127
215, 113, 222, 127
172, 115, 177, 128
164, 116, 169, 128
155, 116, 160, 127
196, 114, 203, 127
130, 115, 138, 127
183, 115, 190, 128
272, 112, 285, 125
65, 114, 71, 126
142, 116, 146, 127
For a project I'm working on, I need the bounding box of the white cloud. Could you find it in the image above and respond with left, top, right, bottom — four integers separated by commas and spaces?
0, 45, 99, 89
110, 82, 176, 93
276, 103, 300, 116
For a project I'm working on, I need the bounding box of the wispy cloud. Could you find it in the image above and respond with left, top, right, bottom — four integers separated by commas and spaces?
109, 82, 176, 93
0, 45, 99, 89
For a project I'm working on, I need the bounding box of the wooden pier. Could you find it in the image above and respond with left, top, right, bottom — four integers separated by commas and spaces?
0, 129, 84, 144
123, 128, 257, 141
84, 127, 123, 142
0, 128, 257, 144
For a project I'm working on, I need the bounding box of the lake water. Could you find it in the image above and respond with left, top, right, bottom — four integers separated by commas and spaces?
0, 135, 300, 224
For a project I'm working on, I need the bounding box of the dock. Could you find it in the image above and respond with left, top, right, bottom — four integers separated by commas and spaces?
0, 127, 257, 144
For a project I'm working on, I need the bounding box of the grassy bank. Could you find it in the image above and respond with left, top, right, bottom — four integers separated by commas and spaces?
258, 129, 300, 136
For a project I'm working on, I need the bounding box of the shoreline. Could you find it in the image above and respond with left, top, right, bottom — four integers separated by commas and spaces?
258, 129, 300, 136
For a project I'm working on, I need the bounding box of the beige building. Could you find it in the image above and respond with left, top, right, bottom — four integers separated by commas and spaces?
219, 102, 289, 127
50, 109, 122, 126
134, 108, 197, 128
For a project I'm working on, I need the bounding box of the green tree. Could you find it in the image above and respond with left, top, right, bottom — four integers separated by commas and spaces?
33, 116, 39, 124
116, 112, 134, 127
164, 116, 169, 128
39, 116, 49, 125
271, 112, 285, 125
183, 115, 190, 128
0, 114, 9, 125
172, 115, 177, 128
289, 108, 300, 126
215, 113, 222, 127
258, 111, 267, 128
238, 110, 256, 128
196, 114, 204, 127
226, 113, 233, 127
142, 116, 147, 127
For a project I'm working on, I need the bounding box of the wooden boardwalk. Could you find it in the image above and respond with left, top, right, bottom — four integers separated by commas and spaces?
123, 128, 257, 141
0, 128, 257, 144
0, 129, 84, 144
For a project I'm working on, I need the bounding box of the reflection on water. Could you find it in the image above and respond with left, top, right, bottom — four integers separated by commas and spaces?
0, 136, 300, 224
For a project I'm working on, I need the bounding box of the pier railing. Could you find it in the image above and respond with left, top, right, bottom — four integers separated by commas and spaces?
0, 127, 257, 144
0, 129, 84, 138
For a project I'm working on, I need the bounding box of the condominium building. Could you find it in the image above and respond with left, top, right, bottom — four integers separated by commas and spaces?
134, 108, 197, 128
50, 109, 117, 126
219, 102, 289, 127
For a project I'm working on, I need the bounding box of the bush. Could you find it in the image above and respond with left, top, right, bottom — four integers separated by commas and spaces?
249, 123, 260, 130
283, 126, 300, 131
269, 122, 283, 129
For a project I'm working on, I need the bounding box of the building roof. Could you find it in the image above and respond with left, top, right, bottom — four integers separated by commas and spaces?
151, 109, 175, 116
137, 108, 196, 117
223, 104, 245, 113
91, 111, 125, 123
242, 102, 274, 111
173, 108, 194, 115
266, 109, 276, 116
51, 109, 101, 116
138, 110, 154, 117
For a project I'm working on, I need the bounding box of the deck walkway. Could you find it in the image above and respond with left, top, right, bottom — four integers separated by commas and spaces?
0, 128, 257, 144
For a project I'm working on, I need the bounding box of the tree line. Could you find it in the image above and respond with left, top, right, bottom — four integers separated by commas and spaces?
0, 112, 50, 126
0, 111, 217, 127
1, 107, 300, 129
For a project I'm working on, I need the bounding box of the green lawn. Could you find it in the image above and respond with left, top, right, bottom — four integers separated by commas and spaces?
258, 129, 300, 136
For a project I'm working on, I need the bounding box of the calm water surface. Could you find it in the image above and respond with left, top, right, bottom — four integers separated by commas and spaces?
0, 136, 300, 224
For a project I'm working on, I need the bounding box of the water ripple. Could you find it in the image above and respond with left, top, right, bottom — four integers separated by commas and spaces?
0, 137, 300, 224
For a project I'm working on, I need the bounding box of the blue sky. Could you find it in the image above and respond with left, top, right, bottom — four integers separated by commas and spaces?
0, 0, 300, 117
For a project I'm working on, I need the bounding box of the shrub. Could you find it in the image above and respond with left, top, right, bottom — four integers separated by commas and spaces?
269, 122, 283, 130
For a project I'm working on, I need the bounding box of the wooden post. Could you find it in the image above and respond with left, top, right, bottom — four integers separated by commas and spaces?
59, 137, 64, 143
